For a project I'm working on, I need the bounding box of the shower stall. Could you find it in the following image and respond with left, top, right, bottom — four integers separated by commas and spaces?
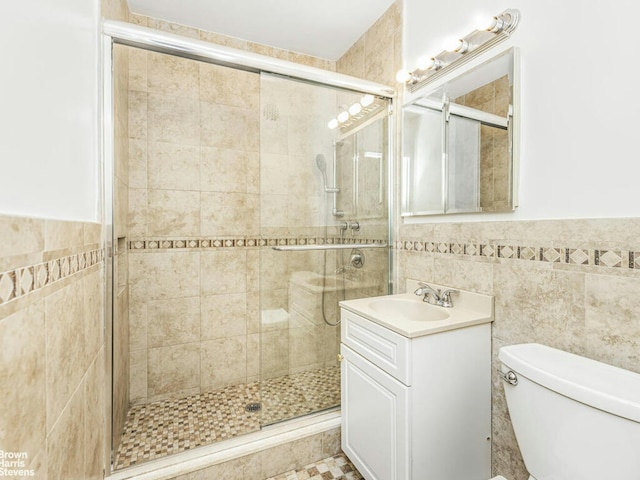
105, 21, 393, 473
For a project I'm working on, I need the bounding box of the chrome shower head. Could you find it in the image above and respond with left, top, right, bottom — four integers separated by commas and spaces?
315, 153, 329, 190
315, 154, 327, 174
315, 153, 340, 204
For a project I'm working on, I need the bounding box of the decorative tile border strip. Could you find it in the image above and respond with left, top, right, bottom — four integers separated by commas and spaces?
129, 237, 387, 250
0, 248, 104, 306
395, 240, 638, 270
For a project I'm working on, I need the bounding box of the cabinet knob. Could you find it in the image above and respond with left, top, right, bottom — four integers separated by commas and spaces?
337, 354, 344, 362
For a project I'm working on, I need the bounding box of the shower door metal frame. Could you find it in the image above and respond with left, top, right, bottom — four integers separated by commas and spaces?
103, 20, 395, 98
102, 33, 115, 473
102, 20, 395, 474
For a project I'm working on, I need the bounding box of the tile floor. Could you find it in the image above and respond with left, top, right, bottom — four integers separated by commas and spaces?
265, 453, 363, 480
115, 366, 340, 469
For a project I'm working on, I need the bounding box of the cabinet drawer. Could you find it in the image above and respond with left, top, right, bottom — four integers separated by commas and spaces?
341, 308, 411, 385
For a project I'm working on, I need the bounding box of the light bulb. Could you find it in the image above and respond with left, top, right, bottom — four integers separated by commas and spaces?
348, 102, 362, 116
472, 14, 492, 31
443, 37, 465, 53
395, 69, 412, 83
360, 94, 374, 107
483, 15, 505, 33
416, 57, 435, 70
416, 57, 444, 71
327, 118, 339, 129
456, 40, 469, 53
337, 110, 350, 123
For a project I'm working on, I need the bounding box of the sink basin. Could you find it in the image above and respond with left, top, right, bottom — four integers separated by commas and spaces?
368, 297, 450, 322
340, 280, 494, 338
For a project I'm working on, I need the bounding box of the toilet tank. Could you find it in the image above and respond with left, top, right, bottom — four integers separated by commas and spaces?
499, 343, 640, 480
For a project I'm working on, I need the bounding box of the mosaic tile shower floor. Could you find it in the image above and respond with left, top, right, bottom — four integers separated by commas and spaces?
115, 366, 341, 469
265, 453, 363, 480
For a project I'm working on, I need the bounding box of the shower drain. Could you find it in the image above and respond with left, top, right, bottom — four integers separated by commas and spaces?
245, 402, 262, 413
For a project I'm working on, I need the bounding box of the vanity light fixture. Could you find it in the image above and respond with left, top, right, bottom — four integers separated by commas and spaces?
397, 8, 520, 92
326, 94, 384, 130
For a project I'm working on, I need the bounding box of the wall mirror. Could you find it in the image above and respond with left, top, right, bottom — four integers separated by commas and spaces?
401, 47, 520, 216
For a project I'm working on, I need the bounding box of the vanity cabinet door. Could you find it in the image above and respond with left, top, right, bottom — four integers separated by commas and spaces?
341, 344, 410, 480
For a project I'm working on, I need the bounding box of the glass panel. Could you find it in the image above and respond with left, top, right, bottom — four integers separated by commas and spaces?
112, 45, 269, 470
447, 115, 480, 213
402, 107, 443, 215
479, 124, 511, 212
259, 73, 390, 427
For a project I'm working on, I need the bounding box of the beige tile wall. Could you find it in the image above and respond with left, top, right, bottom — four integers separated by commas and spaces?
336, 1, 402, 86
102, 0, 128, 22
169, 427, 342, 480
124, 46, 262, 403
396, 218, 640, 479
124, 45, 367, 403
0, 215, 105, 480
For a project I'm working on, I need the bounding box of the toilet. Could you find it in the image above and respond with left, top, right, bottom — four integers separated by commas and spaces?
498, 343, 640, 479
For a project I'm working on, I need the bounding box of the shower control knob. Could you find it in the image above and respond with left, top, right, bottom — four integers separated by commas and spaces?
337, 354, 344, 362
350, 249, 365, 269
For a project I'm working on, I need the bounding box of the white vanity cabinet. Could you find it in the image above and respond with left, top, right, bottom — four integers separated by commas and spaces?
340, 305, 492, 480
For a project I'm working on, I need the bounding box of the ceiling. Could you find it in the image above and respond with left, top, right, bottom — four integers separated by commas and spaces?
127, 0, 396, 61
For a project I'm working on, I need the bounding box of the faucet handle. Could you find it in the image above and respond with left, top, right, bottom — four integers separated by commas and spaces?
413, 281, 427, 295
414, 281, 435, 294
439, 289, 459, 308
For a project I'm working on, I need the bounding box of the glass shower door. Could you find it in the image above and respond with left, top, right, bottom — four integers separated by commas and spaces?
258, 73, 391, 426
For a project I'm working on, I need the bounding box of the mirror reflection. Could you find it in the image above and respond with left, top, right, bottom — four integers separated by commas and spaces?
402, 47, 519, 216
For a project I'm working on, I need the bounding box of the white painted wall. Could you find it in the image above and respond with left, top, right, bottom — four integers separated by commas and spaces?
403, 0, 640, 221
0, 0, 101, 221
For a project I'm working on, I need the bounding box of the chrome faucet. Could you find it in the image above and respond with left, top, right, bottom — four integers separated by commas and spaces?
414, 282, 441, 302
413, 282, 459, 308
